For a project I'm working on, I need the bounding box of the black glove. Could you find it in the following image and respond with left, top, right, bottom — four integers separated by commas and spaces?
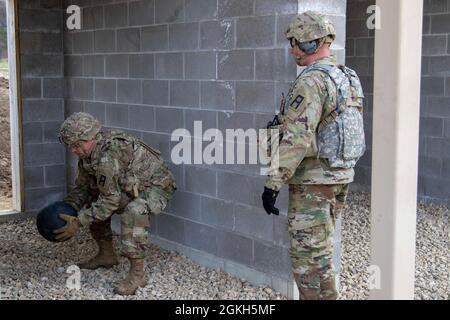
262, 187, 280, 216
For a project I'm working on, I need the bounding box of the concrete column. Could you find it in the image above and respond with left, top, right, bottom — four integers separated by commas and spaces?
370, 0, 423, 299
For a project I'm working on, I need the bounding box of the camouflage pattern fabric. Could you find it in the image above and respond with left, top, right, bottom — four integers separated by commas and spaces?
265, 56, 355, 192
288, 184, 349, 300
286, 11, 336, 44
59, 112, 101, 146
64, 129, 176, 259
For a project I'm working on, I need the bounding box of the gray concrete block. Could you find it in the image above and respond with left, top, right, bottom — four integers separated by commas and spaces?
155, 213, 185, 243
431, 13, 450, 33
297, 0, 346, 15
24, 166, 44, 189
442, 160, 450, 179
129, 54, 154, 79
218, 50, 254, 80
68, 78, 94, 100
421, 176, 450, 199
24, 143, 65, 166
65, 100, 84, 116
167, 162, 184, 192
83, 5, 104, 30
423, 15, 431, 35
422, 77, 445, 96
104, 3, 128, 28
84, 102, 106, 123
426, 137, 450, 158
142, 80, 169, 105
424, 97, 450, 117
105, 103, 129, 128
141, 25, 168, 51
94, 79, 116, 102
64, 56, 83, 77
43, 78, 64, 99
185, 52, 216, 80
23, 122, 43, 144
155, 53, 183, 79
429, 56, 450, 75
218, 0, 254, 18
168, 191, 202, 221
129, 105, 155, 131
255, 49, 296, 81
216, 229, 253, 266
200, 19, 234, 50
254, 241, 291, 276
43, 121, 62, 143
422, 35, 447, 56
184, 109, 217, 137
20, 32, 62, 54
346, 19, 370, 38
255, 0, 297, 15
94, 30, 116, 52
105, 54, 129, 78
117, 28, 140, 52
184, 165, 217, 197
83, 55, 104, 77
23, 100, 64, 122
419, 156, 442, 177
129, 0, 155, 26
22, 55, 63, 77
155, 107, 184, 134
218, 111, 254, 132
354, 38, 375, 57
420, 117, 444, 137
20, 9, 61, 32
155, 0, 184, 23
185, 0, 218, 21
276, 14, 296, 47
184, 220, 218, 255
25, 187, 65, 211
21, 78, 42, 98
273, 214, 290, 247
170, 80, 199, 107
142, 132, 171, 159
424, 0, 448, 13
346, 57, 370, 76
447, 77, 450, 95
445, 118, 450, 137
201, 196, 234, 230
44, 164, 66, 187
169, 22, 199, 51
73, 32, 93, 54
217, 171, 260, 207
236, 81, 275, 113
200, 81, 235, 110
117, 79, 142, 104
235, 204, 274, 241
236, 16, 275, 48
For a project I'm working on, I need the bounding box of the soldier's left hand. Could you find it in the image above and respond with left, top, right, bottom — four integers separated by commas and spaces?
53, 214, 81, 242
262, 187, 280, 216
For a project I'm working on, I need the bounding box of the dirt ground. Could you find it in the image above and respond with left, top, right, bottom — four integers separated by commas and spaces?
0, 76, 12, 210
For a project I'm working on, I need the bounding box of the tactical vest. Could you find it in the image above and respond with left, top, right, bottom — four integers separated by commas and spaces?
303, 63, 366, 169
98, 130, 176, 200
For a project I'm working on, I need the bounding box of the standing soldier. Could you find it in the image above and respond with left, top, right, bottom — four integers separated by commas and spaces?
56, 112, 176, 295
261, 11, 365, 300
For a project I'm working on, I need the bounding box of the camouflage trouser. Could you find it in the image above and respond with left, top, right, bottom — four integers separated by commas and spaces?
288, 183, 349, 300
89, 186, 171, 259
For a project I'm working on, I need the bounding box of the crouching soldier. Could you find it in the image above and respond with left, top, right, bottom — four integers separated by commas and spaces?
56, 112, 176, 295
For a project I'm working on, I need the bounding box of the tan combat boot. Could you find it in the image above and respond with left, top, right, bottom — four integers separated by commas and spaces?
113, 258, 146, 295
78, 239, 119, 269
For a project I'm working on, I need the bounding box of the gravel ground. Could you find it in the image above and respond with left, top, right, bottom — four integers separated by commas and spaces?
0, 192, 448, 300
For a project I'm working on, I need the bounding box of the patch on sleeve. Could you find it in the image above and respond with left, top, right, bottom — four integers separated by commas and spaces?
290, 95, 305, 110
98, 175, 107, 187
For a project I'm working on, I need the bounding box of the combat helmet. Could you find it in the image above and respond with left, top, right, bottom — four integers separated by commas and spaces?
59, 112, 101, 146
286, 11, 336, 44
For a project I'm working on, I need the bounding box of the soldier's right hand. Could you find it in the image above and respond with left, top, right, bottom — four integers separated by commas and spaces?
261, 187, 280, 216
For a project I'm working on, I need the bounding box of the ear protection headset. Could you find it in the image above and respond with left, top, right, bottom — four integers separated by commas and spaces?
298, 40, 318, 55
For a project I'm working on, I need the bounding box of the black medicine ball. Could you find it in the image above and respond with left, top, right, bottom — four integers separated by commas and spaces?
36, 201, 78, 242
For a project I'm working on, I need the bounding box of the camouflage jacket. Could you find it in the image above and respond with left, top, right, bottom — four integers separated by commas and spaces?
265, 56, 355, 191
64, 129, 176, 226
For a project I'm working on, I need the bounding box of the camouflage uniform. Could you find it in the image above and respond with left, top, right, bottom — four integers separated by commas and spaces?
265, 12, 363, 300
64, 129, 176, 259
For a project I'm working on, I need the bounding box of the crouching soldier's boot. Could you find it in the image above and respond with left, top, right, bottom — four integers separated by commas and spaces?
78, 239, 119, 269
114, 258, 146, 295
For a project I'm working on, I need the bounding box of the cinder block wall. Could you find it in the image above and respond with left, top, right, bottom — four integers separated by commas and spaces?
19, 0, 66, 213
60, 0, 347, 297
347, 0, 450, 205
